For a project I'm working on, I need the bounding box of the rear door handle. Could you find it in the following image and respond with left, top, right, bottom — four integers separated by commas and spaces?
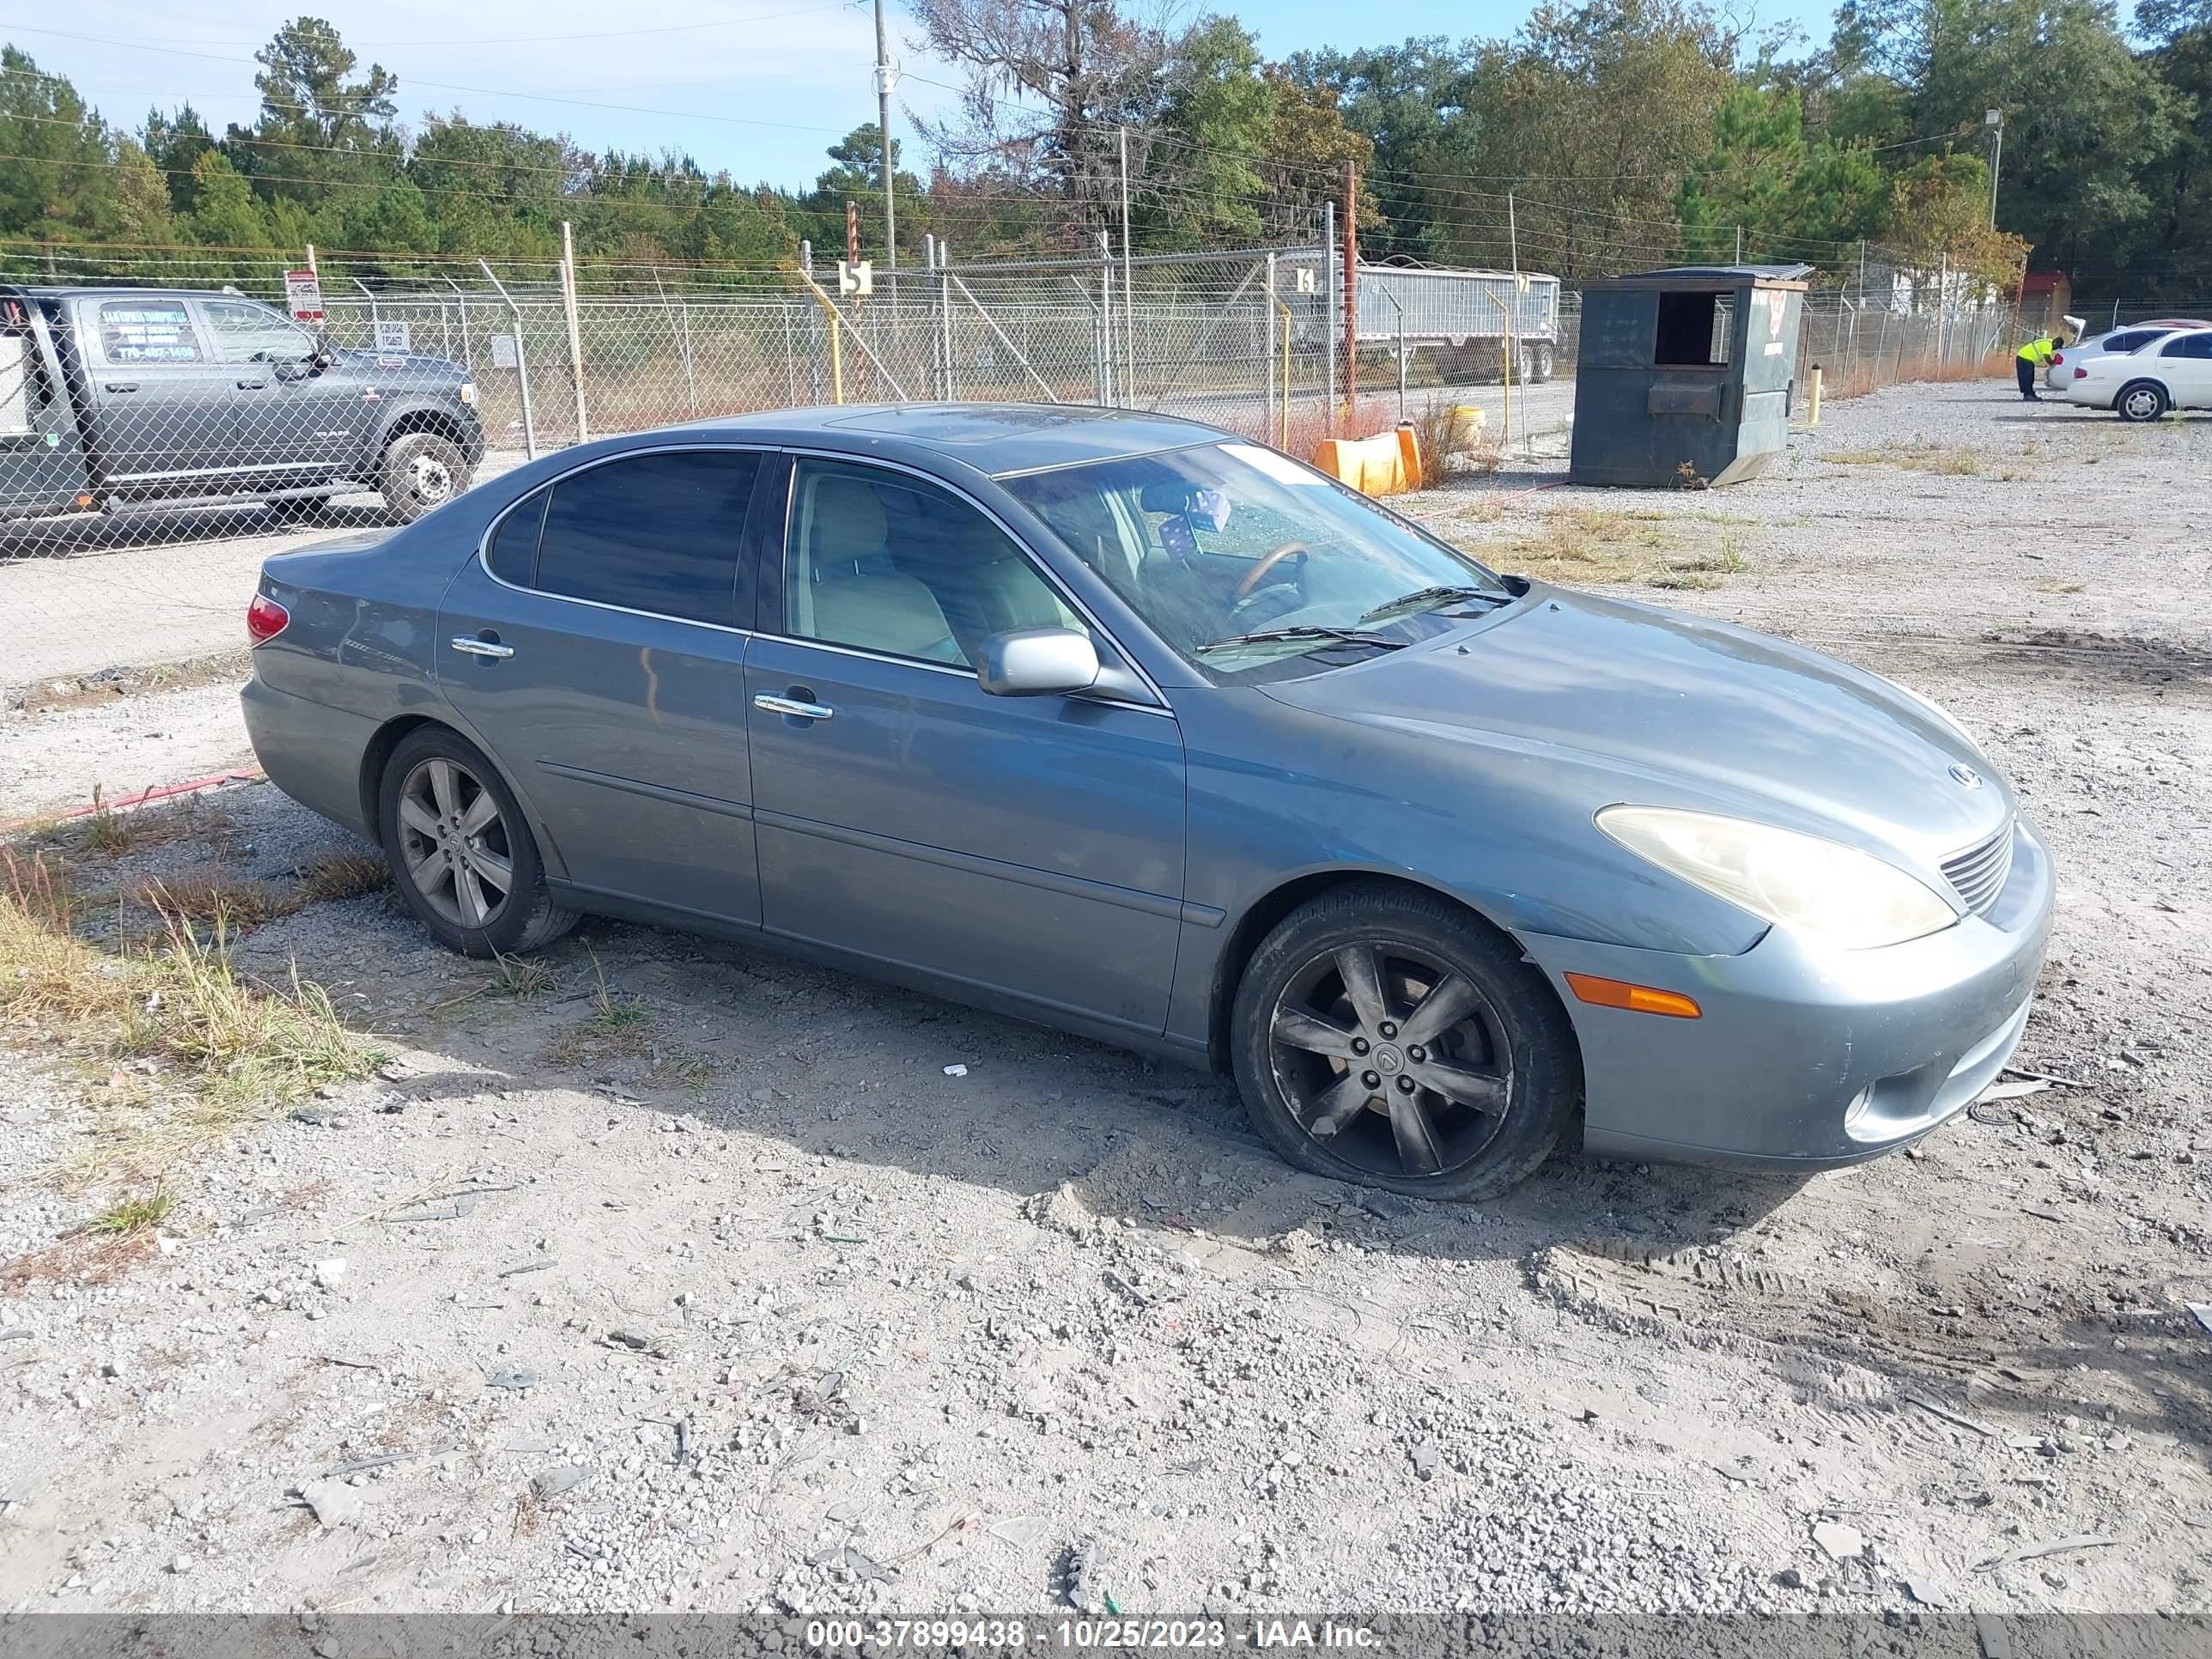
235, 379, 266, 390
449, 635, 514, 659
103, 382, 138, 393
753, 693, 833, 721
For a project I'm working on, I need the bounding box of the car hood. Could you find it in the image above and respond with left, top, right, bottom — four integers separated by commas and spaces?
1259, 586, 2014, 866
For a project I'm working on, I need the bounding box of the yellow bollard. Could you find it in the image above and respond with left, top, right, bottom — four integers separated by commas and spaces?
1808, 364, 1823, 426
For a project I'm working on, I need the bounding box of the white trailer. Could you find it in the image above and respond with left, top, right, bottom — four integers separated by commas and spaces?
1355, 264, 1562, 382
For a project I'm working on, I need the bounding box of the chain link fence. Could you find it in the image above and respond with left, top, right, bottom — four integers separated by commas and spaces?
3, 242, 2021, 690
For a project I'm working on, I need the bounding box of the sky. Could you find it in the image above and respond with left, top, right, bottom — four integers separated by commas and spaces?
20, 2, 1844, 194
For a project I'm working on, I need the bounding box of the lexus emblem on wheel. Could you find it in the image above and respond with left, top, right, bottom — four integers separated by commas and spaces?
1949, 763, 1983, 789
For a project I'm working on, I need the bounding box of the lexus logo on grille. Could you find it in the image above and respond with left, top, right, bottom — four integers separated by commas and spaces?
1948, 763, 1983, 789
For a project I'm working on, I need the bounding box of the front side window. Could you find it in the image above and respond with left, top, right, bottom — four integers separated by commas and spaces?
202, 299, 317, 363
1004, 441, 1513, 679
2160, 333, 2212, 359
96, 300, 201, 365
783, 458, 1083, 667
528, 450, 761, 625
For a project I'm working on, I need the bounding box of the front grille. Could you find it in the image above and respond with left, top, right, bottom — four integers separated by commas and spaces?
1941, 820, 2015, 916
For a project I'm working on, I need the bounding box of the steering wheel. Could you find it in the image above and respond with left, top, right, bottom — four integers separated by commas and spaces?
1234, 540, 1314, 600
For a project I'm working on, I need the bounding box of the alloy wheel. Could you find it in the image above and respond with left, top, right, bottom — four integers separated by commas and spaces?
396, 757, 513, 928
1266, 940, 1514, 1181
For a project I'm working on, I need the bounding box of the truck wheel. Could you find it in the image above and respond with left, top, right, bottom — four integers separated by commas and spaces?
380, 432, 472, 523
1534, 343, 1555, 383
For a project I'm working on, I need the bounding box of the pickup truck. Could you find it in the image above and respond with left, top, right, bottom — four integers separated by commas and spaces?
0, 286, 485, 527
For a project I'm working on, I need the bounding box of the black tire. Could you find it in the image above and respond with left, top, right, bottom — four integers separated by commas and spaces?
380, 431, 472, 523
2114, 380, 2169, 423
377, 726, 577, 958
1533, 343, 1555, 383
269, 495, 331, 523
1231, 882, 1581, 1201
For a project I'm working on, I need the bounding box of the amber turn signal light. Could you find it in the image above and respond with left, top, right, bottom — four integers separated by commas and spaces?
1564, 972, 1702, 1019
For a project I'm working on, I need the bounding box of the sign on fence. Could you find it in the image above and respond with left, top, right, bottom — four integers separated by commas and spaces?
489, 334, 519, 369
284, 269, 325, 323
374, 319, 413, 353
837, 260, 872, 298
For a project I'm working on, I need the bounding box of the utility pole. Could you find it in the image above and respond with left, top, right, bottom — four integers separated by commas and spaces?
1342, 161, 1358, 425
1118, 126, 1133, 397
846, 200, 860, 270
1507, 192, 1518, 276
1735, 224, 1743, 264
1985, 108, 2004, 228
875, 0, 896, 268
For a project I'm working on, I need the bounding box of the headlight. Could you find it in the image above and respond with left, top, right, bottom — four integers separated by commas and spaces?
1596, 805, 1957, 950
458, 381, 477, 405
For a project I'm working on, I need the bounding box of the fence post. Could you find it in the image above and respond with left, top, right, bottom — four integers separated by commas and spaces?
560, 222, 590, 443
1323, 202, 1338, 438
1342, 162, 1359, 428
939, 240, 955, 400
477, 259, 536, 461
1099, 232, 1116, 405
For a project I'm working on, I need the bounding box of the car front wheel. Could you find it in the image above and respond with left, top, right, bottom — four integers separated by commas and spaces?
2115, 381, 2169, 423
380, 431, 473, 522
1231, 883, 1581, 1200
378, 726, 578, 958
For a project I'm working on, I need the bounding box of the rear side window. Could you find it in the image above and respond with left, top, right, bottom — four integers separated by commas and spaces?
486, 489, 549, 586
2106, 331, 2157, 352
97, 300, 201, 364
532, 450, 761, 625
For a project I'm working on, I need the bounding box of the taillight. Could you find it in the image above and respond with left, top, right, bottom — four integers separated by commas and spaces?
246, 592, 290, 646
2051, 352, 2063, 365
2074, 367, 2088, 379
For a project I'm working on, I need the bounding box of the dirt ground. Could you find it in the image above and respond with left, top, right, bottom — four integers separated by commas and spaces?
0, 379, 2208, 1622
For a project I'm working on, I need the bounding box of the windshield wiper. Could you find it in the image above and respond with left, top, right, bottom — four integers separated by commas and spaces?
1193, 624, 1409, 659
1357, 584, 1507, 625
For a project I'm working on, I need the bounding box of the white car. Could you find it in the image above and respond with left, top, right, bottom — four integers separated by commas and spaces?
2063, 327, 2212, 421
2045, 319, 2211, 388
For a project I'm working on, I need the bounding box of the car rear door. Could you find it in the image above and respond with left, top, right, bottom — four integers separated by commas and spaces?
76, 296, 237, 483
198, 297, 359, 473
741, 453, 1188, 1036
435, 444, 771, 924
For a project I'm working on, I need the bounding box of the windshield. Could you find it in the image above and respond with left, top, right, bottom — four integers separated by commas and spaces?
1002, 441, 1512, 678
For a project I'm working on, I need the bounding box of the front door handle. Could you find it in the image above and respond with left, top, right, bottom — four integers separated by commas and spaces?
236, 379, 266, 390
449, 635, 514, 659
753, 693, 833, 721
103, 382, 139, 394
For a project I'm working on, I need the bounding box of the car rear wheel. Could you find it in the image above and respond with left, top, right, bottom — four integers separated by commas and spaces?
377, 726, 577, 958
2115, 381, 2169, 423
1230, 883, 1581, 1200
380, 432, 472, 523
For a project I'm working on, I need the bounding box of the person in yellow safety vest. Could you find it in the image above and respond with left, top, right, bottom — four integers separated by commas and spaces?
2015, 330, 2069, 401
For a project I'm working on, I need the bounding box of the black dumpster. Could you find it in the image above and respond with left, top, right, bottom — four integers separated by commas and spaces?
1567, 264, 1810, 489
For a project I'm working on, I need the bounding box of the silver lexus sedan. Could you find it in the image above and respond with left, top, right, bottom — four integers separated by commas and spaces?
241, 405, 2052, 1200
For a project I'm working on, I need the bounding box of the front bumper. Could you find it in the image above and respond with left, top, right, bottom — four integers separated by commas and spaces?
1519, 816, 2054, 1171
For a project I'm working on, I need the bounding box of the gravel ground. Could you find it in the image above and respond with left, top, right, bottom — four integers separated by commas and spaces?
0, 379, 2208, 1621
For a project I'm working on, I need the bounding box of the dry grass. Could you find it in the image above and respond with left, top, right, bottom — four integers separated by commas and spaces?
131, 871, 302, 933
1823, 440, 1987, 476
0, 848, 378, 1167
1486, 507, 1753, 594
489, 951, 557, 1000
1648, 533, 1753, 591
298, 851, 391, 904
548, 948, 651, 1067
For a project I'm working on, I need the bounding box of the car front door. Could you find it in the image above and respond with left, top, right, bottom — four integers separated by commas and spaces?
2155, 331, 2212, 406
198, 297, 359, 472
78, 297, 237, 482
435, 446, 772, 925
743, 454, 1188, 1036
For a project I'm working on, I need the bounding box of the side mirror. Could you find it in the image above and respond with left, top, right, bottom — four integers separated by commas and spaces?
976, 628, 1100, 697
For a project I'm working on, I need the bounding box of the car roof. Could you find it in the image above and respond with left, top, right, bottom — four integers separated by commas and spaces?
653, 402, 1227, 477
0, 285, 277, 302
